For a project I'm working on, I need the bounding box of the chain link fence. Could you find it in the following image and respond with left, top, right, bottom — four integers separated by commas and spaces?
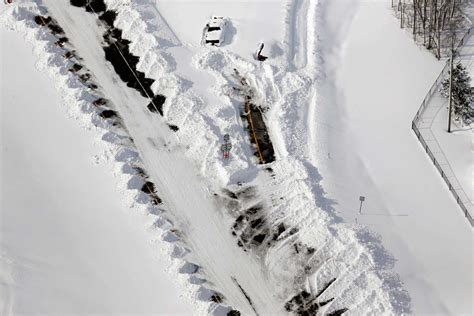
412, 26, 473, 227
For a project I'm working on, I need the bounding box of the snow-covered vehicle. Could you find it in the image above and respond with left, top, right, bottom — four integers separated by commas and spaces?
203, 16, 227, 46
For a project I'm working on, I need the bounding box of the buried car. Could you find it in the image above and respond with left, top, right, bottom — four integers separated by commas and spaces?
203, 16, 227, 46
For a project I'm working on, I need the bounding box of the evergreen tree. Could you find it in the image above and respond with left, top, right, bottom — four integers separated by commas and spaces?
441, 62, 473, 125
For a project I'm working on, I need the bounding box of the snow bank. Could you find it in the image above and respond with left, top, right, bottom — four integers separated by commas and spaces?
2, 0, 413, 313
105, 0, 410, 313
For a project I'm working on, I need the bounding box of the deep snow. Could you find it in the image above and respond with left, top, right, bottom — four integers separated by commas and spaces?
0, 26, 191, 314
155, 0, 286, 59
2, 0, 407, 314
28, 1, 286, 313
307, 1, 473, 314
2, 0, 472, 314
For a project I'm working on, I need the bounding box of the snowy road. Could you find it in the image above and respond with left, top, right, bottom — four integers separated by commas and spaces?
41, 1, 283, 314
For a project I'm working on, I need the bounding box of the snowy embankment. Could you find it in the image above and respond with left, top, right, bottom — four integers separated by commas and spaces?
2, 0, 412, 314
0, 22, 190, 315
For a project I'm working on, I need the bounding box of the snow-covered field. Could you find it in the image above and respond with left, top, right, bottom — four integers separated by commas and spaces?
308, 1, 472, 314
1, 0, 472, 314
0, 26, 190, 314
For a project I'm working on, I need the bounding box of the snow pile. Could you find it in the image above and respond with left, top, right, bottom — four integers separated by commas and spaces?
2, 0, 412, 314
104, 0, 410, 313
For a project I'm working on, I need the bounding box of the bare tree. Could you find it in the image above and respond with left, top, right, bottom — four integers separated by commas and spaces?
394, 0, 467, 58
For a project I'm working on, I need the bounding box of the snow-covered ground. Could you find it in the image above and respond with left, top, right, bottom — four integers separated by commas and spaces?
155, 0, 286, 59
414, 23, 474, 221
0, 26, 191, 314
1, 0, 472, 314
0, 0, 410, 314
430, 107, 473, 208
307, 0, 473, 314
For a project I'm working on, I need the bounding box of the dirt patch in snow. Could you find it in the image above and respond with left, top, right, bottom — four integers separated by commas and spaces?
99, 109, 117, 119
222, 185, 306, 254
285, 278, 347, 315
98, 10, 116, 28
69, 1, 169, 123
68, 63, 83, 72
70, 0, 106, 13
92, 97, 107, 106
168, 124, 179, 132
242, 98, 276, 164
34, 15, 64, 35
233, 69, 275, 164
146, 94, 166, 115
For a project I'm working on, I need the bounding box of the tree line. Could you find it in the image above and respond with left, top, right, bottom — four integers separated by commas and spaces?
393, 0, 470, 58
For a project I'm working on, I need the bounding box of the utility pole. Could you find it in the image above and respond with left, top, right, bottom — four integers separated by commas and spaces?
400, 0, 404, 28
413, 0, 417, 39
447, 33, 454, 133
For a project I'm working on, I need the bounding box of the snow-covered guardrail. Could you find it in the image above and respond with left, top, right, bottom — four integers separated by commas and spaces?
412, 26, 474, 227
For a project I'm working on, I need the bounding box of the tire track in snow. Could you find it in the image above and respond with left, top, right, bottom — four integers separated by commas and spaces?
305, 0, 360, 162
286, 0, 310, 69
285, 0, 318, 71
273, 0, 319, 159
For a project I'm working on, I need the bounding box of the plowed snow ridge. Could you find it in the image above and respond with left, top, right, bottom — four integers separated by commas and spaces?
3, 0, 411, 314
